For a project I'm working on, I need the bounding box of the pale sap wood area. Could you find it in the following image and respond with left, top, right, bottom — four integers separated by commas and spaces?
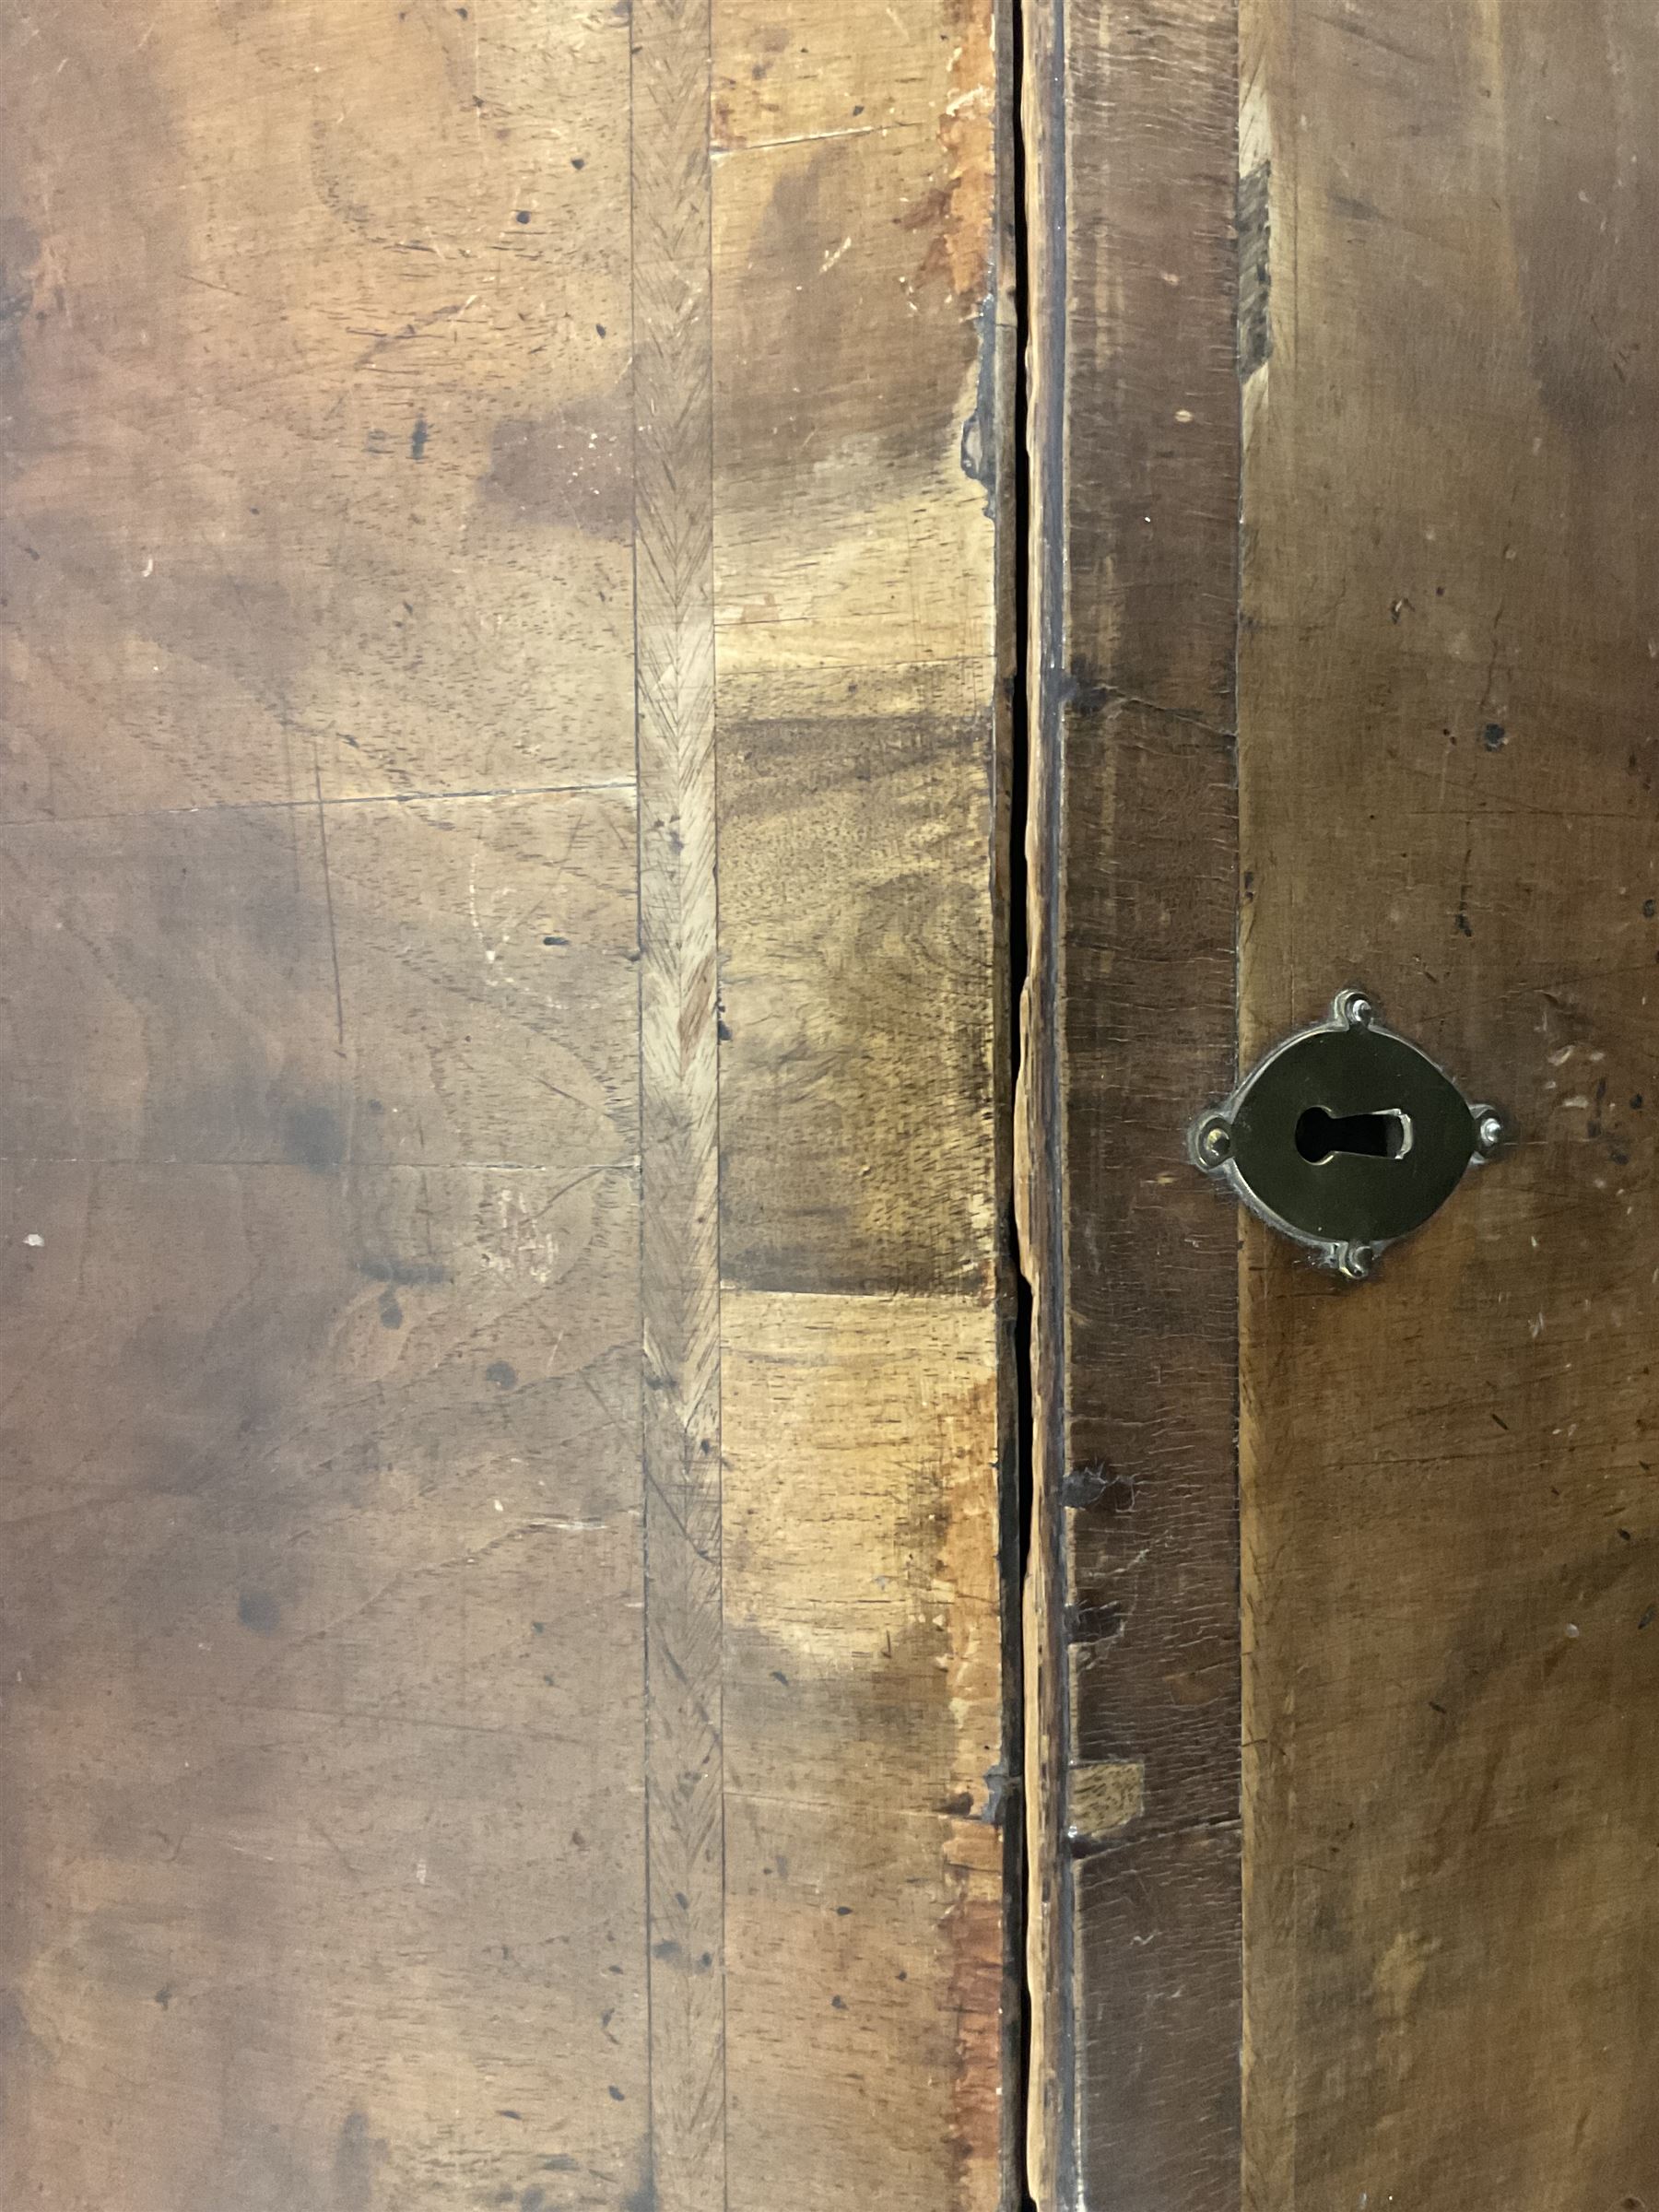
0, 5, 1008, 2210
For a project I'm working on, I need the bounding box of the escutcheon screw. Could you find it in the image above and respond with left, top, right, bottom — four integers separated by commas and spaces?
1194, 1116, 1232, 1168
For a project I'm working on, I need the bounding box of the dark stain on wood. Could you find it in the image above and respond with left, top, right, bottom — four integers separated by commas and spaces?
482, 395, 632, 537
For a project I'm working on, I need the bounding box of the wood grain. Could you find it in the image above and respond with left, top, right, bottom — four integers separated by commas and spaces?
0, 0, 1010, 2206
712, 0, 1012, 2192
721, 1291, 1003, 2211
1, 8, 650, 2202
1041, 2, 1659, 2204
1239, 5, 1659, 2206
1021, 0, 1241, 2202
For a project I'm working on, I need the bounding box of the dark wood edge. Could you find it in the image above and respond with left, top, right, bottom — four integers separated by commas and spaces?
1020, 0, 1244, 2204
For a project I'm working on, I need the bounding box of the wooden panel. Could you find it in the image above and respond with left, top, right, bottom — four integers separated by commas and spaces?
1239, 5, 1659, 2206
722, 1292, 1003, 2211
1020, 0, 1241, 2203
0, 1157, 645, 2204
712, 0, 1015, 2194
0, 4, 1009, 2209
1033, 0, 1659, 2205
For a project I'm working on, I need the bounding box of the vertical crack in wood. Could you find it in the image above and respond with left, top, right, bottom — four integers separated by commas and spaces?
1017, 0, 1077, 2193
997, 0, 1041, 2179
630, 0, 724, 2194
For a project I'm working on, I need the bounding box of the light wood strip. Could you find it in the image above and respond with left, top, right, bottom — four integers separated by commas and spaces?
631, 0, 726, 2199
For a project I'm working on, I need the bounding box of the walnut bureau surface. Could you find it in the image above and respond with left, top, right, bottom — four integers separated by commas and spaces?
6, 1, 1659, 2207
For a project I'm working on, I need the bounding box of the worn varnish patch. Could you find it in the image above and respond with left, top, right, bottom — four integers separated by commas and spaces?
1065, 1761, 1144, 1842
718, 690, 997, 1300
722, 1291, 1003, 2212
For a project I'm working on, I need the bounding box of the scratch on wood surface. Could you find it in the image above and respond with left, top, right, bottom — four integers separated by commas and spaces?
312, 759, 347, 1057
1238, 159, 1273, 381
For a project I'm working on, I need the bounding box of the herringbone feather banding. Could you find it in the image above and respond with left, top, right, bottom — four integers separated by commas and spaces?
631, 0, 724, 2203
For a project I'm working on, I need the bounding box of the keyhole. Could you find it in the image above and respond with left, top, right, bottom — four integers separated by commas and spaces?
1295, 1105, 1414, 1163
